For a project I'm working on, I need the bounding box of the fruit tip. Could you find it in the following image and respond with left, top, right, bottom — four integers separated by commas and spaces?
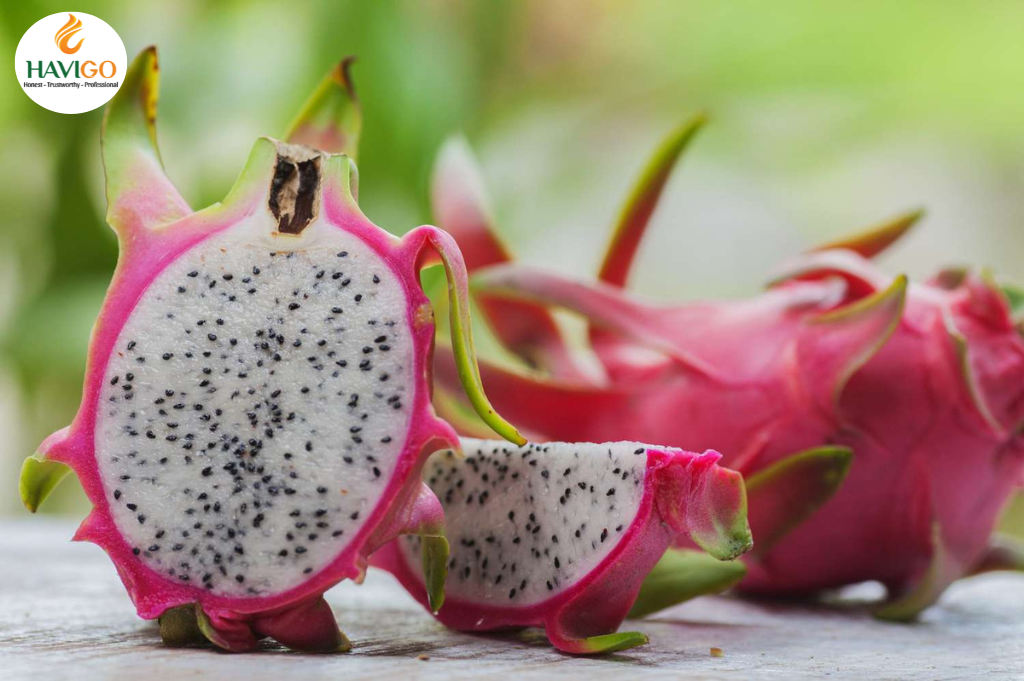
333, 56, 358, 97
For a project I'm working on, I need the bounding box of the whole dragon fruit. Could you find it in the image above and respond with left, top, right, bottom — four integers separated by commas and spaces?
18, 49, 524, 652
428, 124, 1024, 620
374, 438, 751, 654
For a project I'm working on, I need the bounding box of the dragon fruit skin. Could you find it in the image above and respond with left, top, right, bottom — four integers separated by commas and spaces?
18, 48, 524, 652
374, 439, 751, 654
427, 127, 1024, 619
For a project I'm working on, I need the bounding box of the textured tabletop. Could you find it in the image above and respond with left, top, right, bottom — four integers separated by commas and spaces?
2, 518, 1023, 680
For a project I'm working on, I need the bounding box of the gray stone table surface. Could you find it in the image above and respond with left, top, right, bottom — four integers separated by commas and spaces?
2, 518, 1024, 680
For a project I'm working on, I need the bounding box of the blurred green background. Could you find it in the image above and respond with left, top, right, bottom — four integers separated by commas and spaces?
2, 0, 1024, 528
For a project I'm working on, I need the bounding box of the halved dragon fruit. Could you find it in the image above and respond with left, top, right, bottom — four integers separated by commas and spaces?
374, 438, 751, 654
428, 123, 1024, 620
18, 49, 523, 652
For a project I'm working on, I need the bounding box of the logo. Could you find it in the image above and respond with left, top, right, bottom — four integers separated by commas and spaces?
55, 14, 84, 55
15, 12, 127, 114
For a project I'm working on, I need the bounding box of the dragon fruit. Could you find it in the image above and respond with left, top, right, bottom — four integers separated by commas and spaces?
428, 123, 1024, 620
374, 438, 751, 654
17, 48, 525, 652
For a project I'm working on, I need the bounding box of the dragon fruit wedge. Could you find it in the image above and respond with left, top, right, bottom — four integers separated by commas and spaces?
373, 438, 751, 654
17, 48, 524, 653
427, 122, 1024, 621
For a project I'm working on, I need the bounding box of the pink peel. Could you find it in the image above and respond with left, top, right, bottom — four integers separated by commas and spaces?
20, 48, 522, 653
597, 113, 707, 289
809, 208, 924, 259
430, 125, 1024, 618
374, 441, 750, 655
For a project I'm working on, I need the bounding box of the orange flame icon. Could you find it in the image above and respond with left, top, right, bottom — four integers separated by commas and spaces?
55, 13, 84, 55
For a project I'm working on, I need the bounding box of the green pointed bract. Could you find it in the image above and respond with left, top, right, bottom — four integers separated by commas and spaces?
811, 208, 924, 258
285, 57, 362, 160
427, 231, 526, 445
574, 631, 650, 655
875, 523, 960, 622
102, 46, 191, 233
943, 312, 1004, 435
598, 113, 707, 288
970, 534, 1024, 574
628, 549, 747, 619
159, 605, 204, 647
807, 275, 907, 413
745, 447, 853, 560
420, 535, 450, 614
19, 451, 72, 513
686, 468, 753, 561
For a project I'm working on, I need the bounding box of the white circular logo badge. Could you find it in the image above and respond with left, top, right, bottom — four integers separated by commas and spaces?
14, 12, 127, 114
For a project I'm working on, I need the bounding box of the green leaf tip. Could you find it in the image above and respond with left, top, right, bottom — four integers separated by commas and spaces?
575, 631, 650, 655
432, 236, 526, 446
745, 446, 853, 560
812, 208, 924, 258
159, 605, 205, 647
19, 453, 72, 513
102, 47, 191, 232
285, 56, 362, 160
599, 112, 707, 288
875, 523, 958, 622
104, 46, 162, 164
812, 274, 907, 411
944, 312, 1003, 434
629, 549, 747, 619
421, 535, 450, 614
